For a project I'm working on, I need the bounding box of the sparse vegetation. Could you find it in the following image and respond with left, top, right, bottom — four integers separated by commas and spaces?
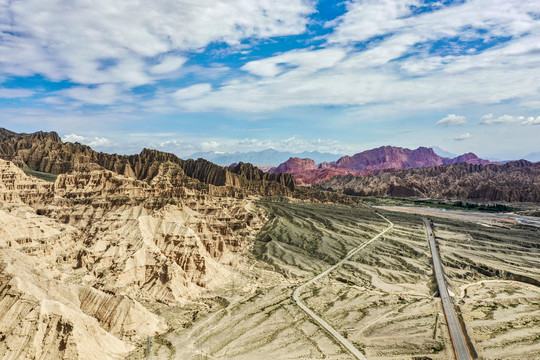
22, 167, 58, 182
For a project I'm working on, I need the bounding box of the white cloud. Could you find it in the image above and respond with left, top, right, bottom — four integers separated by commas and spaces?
160, 0, 540, 114
436, 114, 467, 127
173, 84, 212, 100
61, 84, 123, 105
0, 88, 34, 98
0, 0, 314, 87
480, 114, 525, 125
200, 141, 220, 151
454, 133, 472, 141
242, 48, 347, 77
62, 134, 110, 147
328, 0, 419, 45
330, 0, 539, 46
522, 116, 540, 125
88, 137, 111, 147
63, 134, 87, 143
150, 56, 187, 75
146, 136, 355, 156
197, 137, 354, 154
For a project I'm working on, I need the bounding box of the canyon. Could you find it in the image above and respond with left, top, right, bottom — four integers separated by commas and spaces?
0, 128, 356, 359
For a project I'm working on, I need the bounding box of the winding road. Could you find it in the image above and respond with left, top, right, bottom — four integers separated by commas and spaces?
292, 213, 394, 360
423, 218, 472, 360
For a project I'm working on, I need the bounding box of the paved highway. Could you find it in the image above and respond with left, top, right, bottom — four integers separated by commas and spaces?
423, 219, 472, 360
292, 214, 394, 360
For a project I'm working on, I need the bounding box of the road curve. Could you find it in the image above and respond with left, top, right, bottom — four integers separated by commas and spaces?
423, 219, 472, 360
292, 213, 394, 360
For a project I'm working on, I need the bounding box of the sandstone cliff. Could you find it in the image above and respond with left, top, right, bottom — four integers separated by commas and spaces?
0, 159, 54, 205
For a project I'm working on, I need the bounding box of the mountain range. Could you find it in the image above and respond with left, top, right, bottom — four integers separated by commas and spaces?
268, 146, 496, 185
188, 149, 342, 167
525, 152, 540, 162
0, 128, 355, 203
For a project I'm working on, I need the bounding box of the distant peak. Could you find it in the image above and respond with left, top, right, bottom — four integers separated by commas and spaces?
0, 128, 61, 142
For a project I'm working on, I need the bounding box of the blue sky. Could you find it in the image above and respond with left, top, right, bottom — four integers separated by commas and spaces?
1, 0, 539, 159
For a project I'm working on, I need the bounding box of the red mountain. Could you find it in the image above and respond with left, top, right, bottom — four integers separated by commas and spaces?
273, 157, 318, 173
268, 158, 361, 185
269, 146, 496, 185
334, 146, 444, 171
446, 152, 492, 165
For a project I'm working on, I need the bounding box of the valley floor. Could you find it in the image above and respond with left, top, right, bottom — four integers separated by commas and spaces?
129, 202, 540, 360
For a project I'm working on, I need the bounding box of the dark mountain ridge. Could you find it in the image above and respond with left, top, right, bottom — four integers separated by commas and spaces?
314, 160, 540, 203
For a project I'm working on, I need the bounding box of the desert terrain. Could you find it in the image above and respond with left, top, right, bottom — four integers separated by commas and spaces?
128, 202, 539, 360
1, 152, 539, 360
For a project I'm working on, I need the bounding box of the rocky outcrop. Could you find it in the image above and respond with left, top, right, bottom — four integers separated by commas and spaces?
272, 157, 318, 173
229, 162, 296, 190
334, 146, 445, 171
0, 249, 166, 360
268, 157, 363, 186
315, 161, 540, 203
446, 152, 492, 165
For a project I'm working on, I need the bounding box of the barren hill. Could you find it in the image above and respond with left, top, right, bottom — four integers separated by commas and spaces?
0, 128, 366, 359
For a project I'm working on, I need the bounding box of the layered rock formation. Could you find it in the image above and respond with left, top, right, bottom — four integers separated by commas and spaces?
270, 146, 496, 185
0, 159, 268, 359
333, 146, 445, 171
315, 160, 540, 203
272, 157, 318, 173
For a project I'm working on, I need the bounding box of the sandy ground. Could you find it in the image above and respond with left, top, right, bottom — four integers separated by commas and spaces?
459, 281, 540, 360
